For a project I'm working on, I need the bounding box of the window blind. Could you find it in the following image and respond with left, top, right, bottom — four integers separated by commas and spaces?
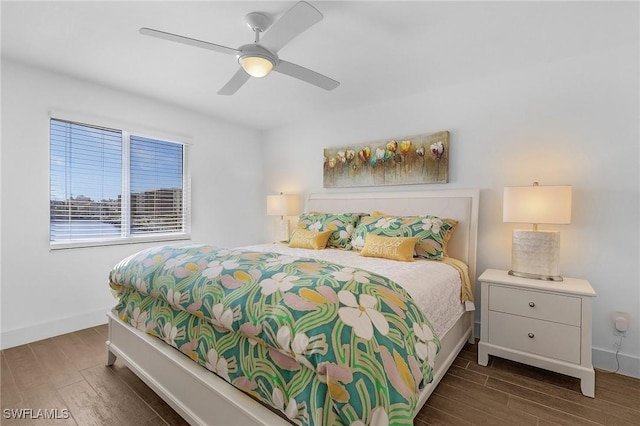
130, 135, 184, 235
50, 119, 123, 242
50, 118, 189, 247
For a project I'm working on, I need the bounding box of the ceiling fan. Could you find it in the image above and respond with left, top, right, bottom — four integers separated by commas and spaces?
140, 1, 339, 95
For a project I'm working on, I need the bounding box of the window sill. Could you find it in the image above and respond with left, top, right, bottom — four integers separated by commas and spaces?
49, 233, 191, 251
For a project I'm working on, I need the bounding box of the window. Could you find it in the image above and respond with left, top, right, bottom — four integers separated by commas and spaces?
50, 118, 189, 248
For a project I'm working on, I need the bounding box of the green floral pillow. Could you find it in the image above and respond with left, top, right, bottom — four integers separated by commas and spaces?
351, 214, 457, 260
297, 212, 362, 250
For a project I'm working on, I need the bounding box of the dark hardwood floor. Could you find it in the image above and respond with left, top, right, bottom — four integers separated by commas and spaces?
1, 325, 638, 425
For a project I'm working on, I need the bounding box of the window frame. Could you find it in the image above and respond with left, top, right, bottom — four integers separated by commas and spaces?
49, 117, 191, 250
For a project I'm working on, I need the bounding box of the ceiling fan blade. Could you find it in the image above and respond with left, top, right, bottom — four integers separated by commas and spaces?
218, 68, 251, 95
274, 60, 339, 91
260, 1, 323, 53
140, 28, 239, 56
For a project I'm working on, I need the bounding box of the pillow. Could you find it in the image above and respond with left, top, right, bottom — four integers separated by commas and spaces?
351, 214, 457, 260
297, 212, 362, 249
360, 234, 419, 262
288, 229, 332, 250
369, 211, 457, 257
350, 215, 380, 251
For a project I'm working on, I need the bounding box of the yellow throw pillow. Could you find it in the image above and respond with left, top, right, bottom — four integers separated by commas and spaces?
288, 229, 333, 250
360, 234, 419, 262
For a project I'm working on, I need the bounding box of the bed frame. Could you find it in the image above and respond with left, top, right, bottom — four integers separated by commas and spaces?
106, 189, 479, 425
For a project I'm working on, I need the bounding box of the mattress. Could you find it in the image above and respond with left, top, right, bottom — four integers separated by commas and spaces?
243, 243, 466, 337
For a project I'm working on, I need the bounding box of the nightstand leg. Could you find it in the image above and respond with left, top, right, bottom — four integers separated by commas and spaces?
580, 370, 595, 398
477, 343, 489, 366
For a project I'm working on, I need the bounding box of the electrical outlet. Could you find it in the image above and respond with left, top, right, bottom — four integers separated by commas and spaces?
611, 311, 630, 334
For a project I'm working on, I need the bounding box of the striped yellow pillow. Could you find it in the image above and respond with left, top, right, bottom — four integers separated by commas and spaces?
360, 234, 419, 262
288, 229, 333, 250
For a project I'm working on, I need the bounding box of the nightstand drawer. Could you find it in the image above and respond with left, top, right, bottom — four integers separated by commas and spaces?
489, 285, 581, 326
488, 311, 581, 364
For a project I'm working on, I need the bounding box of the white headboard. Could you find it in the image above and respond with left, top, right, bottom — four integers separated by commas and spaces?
306, 189, 480, 286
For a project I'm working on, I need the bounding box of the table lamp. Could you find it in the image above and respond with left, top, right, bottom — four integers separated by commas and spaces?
503, 182, 572, 281
266, 193, 299, 241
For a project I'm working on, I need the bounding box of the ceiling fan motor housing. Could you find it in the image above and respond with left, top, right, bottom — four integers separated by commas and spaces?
238, 43, 277, 66
238, 44, 277, 77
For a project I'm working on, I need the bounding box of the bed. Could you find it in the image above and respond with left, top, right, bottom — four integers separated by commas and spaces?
106, 189, 479, 425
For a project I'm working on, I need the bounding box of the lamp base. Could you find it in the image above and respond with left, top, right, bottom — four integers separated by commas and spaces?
511, 230, 563, 281
508, 270, 564, 282
276, 218, 291, 242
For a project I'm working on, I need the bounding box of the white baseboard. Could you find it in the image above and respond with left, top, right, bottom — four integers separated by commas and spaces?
474, 320, 481, 341
0, 307, 110, 350
593, 346, 640, 379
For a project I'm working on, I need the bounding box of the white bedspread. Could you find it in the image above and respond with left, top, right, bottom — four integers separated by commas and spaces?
242, 243, 465, 337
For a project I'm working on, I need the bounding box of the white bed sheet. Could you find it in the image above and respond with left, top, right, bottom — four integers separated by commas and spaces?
242, 243, 465, 337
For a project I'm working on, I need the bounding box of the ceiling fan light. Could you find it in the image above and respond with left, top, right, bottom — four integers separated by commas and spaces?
239, 55, 274, 78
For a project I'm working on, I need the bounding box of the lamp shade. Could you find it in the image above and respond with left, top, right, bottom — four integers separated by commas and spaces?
503, 184, 572, 225
266, 193, 299, 216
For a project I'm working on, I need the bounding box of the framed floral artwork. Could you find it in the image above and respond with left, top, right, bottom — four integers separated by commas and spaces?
323, 131, 449, 187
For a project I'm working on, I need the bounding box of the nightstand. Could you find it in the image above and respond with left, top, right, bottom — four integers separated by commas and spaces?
478, 269, 597, 397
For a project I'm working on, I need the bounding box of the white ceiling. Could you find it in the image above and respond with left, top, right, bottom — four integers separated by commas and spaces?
2, 1, 637, 131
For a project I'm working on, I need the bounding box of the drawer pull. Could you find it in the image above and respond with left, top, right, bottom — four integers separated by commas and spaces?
528, 332, 535, 339
528, 302, 535, 308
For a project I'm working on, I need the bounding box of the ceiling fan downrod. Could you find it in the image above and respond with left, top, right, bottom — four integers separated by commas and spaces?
245, 12, 271, 43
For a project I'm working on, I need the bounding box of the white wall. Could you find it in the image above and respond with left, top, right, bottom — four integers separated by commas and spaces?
263, 44, 640, 377
0, 60, 267, 348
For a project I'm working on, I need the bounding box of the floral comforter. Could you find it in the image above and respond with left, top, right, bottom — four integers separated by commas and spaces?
109, 244, 441, 425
